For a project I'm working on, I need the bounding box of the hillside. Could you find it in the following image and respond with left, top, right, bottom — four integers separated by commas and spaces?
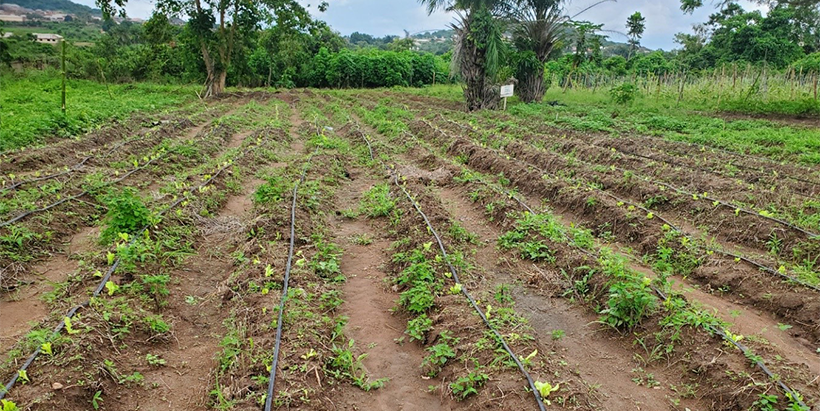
5, 0, 100, 15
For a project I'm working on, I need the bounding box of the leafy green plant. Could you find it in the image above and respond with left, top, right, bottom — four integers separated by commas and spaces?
450, 371, 488, 400
1, 400, 19, 411
141, 274, 171, 307
253, 176, 289, 204
405, 314, 432, 342
752, 393, 778, 411
422, 331, 458, 377
146, 353, 166, 366
325, 340, 388, 391
359, 184, 395, 218
534, 381, 560, 405
601, 279, 657, 330
400, 283, 436, 314
610, 82, 636, 105
143, 314, 170, 335
309, 237, 343, 281
91, 391, 103, 410
100, 187, 153, 244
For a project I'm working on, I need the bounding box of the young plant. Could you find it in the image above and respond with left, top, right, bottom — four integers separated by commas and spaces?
405, 314, 432, 343
100, 187, 153, 244
450, 371, 489, 400
359, 184, 395, 218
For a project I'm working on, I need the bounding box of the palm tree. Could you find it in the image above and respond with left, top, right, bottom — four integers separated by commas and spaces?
420, 0, 512, 110
511, 0, 566, 102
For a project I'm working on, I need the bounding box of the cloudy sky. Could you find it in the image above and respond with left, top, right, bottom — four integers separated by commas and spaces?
71, 0, 767, 50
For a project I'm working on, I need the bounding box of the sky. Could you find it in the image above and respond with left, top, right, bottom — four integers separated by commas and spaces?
70, 0, 768, 50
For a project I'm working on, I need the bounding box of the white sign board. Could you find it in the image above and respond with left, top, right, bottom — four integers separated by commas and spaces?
500, 84, 514, 98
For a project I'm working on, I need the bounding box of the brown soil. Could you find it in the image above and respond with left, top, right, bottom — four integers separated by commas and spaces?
332, 174, 445, 410
435, 186, 698, 410
4, 90, 819, 411
134, 186, 260, 410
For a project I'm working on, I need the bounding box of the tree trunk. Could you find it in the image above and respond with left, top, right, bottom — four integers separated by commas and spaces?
459, 11, 498, 111
518, 68, 545, 103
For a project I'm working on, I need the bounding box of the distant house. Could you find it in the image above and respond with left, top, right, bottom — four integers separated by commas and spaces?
0, 14, 25, 22
2, 32, 13, 38
34, 33, 63, 44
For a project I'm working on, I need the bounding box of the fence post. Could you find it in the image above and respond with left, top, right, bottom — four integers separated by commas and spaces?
61, 39, 67, 115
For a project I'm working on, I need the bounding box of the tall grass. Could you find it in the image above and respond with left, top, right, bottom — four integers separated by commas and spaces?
0, 70, 198, 151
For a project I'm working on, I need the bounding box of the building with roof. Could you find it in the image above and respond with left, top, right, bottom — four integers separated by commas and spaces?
34, 33, 63, 44
0, 14, 25, 22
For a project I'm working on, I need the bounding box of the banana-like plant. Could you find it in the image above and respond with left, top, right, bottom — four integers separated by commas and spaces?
420, 0, 515, 110
511, 0, 567, 103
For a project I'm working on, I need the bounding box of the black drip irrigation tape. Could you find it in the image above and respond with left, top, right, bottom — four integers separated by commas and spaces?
391, 171, 547, 411
0, 135, 266, 401
0, 151, 168, 229
438, 113, 820, 195
345, 117, 546, 410
436, 115, 820, 240
423, 120, 820, 294
264, 150, 317, 411
455, 157, 811, 410
353, 107, 813, 409
1, 157, 91, 192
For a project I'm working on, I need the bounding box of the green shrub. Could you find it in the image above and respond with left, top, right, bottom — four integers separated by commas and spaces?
359, 184, 395, 217
253, 176, 289, 204
101, 188, 152, 244
609, 83, 638, 105
601, 279, 657, 329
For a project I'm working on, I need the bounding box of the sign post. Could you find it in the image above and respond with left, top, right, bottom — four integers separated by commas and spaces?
500, 84, 514, 110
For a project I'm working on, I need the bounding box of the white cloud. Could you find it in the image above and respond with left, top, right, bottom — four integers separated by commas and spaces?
68, 0, 770, 49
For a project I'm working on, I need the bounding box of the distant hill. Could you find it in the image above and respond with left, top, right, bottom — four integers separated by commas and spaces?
6, 0, 101, 15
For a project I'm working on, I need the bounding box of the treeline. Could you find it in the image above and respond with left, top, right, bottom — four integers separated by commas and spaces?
0, 14, 450, 89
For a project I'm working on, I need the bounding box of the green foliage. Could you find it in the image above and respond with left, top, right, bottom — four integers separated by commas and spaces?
601, 279, 657, 329
752, 393, 778, 411
253, 176, 289, 205
359, 184, 396, 218
1, 400, 19, 411
400, 283, 436, 314
449, 371, 489, 400
326, 340, 388, 391
100, 188, 152, 244
0, 72, 195, 151
534, 381, 561, 405
143, 314, 170, 335
422, 331, 458, 377
609, 83, 639, 105
499, 212, 567, 262
597, 250, 658, 330
405, 314, 432, 342
309, 236, 343, 281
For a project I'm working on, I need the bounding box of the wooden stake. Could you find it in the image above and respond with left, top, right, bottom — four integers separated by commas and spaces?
61, 39, 66, 115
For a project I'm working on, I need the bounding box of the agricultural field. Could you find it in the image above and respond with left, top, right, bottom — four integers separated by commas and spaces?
0, 88, 818, 411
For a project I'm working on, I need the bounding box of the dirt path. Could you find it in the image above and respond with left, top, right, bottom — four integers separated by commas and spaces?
333, 172, 445, 411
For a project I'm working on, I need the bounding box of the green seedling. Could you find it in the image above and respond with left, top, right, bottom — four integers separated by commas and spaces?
146, 353, 166, 366
91, 390, 103, 410
534, 381, 560, 405
1, 400, 20, 411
